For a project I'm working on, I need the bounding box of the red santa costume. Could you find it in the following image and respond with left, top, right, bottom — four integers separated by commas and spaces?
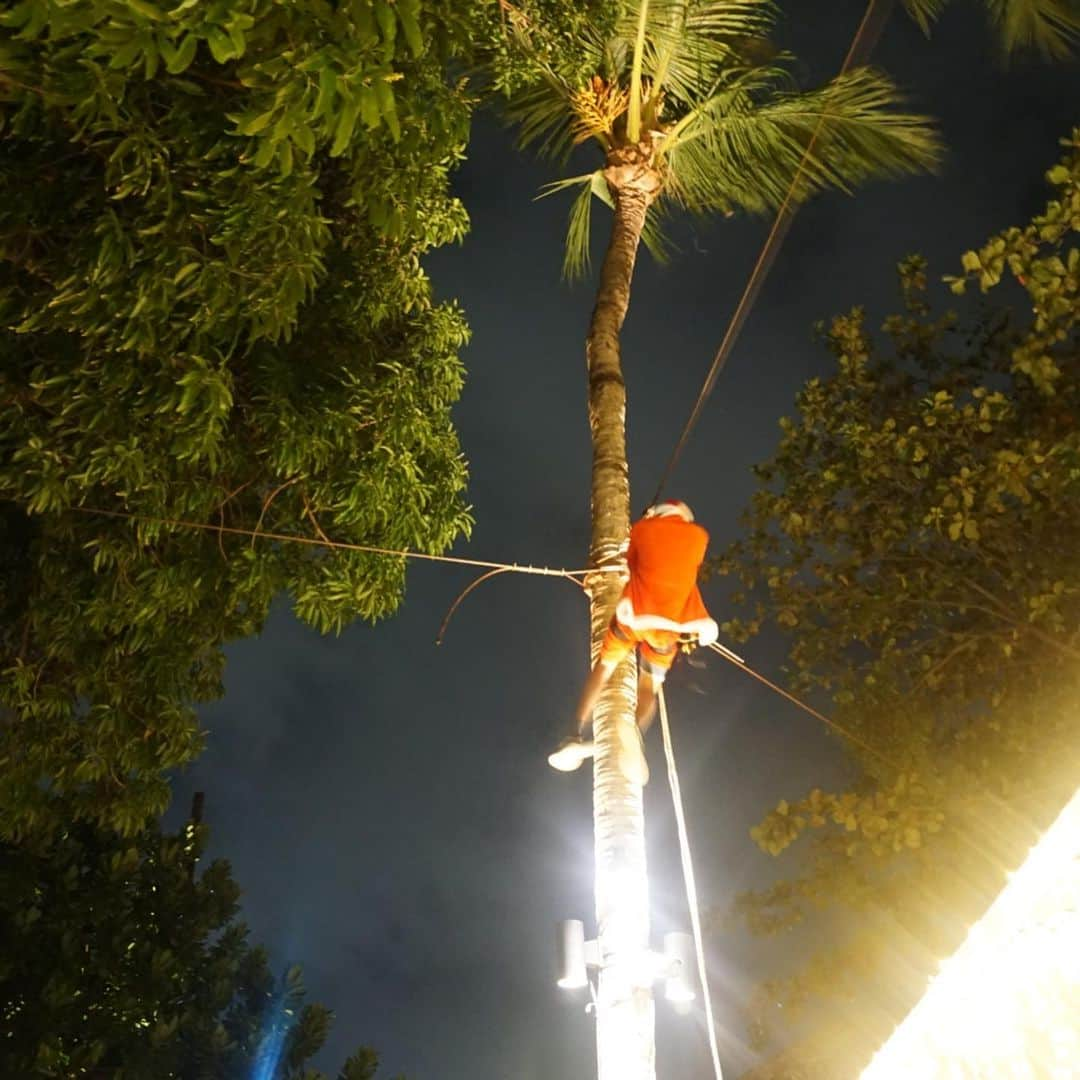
599, 500, 718, 679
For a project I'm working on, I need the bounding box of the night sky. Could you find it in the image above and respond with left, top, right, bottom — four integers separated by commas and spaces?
167, 5, 1079, 1077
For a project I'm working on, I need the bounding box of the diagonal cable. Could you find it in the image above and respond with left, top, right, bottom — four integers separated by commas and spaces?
651, 0, 896, 504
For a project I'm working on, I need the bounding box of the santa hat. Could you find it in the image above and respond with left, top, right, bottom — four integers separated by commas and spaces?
644, 499, 695, 523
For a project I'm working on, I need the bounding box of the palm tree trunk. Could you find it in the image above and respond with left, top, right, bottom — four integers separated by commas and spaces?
585, 179, 655, 1080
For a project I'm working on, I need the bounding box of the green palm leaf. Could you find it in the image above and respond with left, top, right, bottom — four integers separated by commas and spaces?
504, 75, 577, 160
564, 178, 596, 279
903, 0, 1080, 57
627, 0, 651, 142
640, 203, 678, 265
537, 172, 604, 277
508, 0, 940, 271
538, 169, 676, 280
983, 0, 1080, 58
661, 67, 941, 215
902, 0, 949, 35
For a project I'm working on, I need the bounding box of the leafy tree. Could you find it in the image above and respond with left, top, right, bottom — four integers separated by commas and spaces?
0, 800, 400, 1079
504, 1, 939, 1074
903, 0, 1080, 60
715, 130, 1080, 1068
0, 0, 600, 840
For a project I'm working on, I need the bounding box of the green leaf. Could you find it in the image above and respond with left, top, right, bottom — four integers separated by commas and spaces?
206, 28, 235, 64
562, 177, 594, 281
164, 34, 197, 74
127, 0, 165, 21
359, 85, 380, 131
354, 0, 376, 44
375, 0, 397, 58
278, 139, 294, 178
293, 122, 315, 157
314, 66, 337, 121
252, 136, 276, 168
227, 22, 246, 57
373, 80, 399, 141
399, 5, 423, 58
237, 110, 276, 136
109, 39, 143, 70
173, 263, 200, 285
330, 99, 360, 156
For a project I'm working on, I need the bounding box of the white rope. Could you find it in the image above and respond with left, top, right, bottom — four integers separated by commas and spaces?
657, 687, 724, 1080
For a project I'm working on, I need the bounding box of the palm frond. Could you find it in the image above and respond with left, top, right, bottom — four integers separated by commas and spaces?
661, 66, 941, 216
535, 171, 604, 200
983, 0, 1080, 59
589, 169, 616, 209
903, 0, 1080, 57
500, 19, 609, 160
504, 75, 578, 160
684, 0, 779, 40
644, 1, 780, 110
503, 0, 786, 157
537, 172, 607, 279
640, 204, 679, 265
542, 169, 676, 277
627, 0, 652, 143
563, 178, 597, 279
506, 0, 941, 274
645, 1, 689, 112
901, 0, 948, 35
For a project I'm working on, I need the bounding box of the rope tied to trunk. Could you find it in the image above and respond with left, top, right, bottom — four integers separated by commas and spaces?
73, 506, 622, 581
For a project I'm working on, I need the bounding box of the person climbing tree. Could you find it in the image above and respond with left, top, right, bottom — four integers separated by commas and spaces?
549, 500, 718, 783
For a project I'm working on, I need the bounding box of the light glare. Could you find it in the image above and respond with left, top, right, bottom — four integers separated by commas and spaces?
860, 786, 1080, 1079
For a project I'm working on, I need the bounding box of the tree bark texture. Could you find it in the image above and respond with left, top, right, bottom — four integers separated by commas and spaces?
586, 177, 655, 1080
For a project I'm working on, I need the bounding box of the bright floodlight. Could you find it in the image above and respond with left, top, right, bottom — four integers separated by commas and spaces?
557, 918, 588, 990
860, 786, 1080, 1079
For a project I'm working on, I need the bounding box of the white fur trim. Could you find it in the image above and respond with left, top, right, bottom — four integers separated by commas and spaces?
645, 501, 694, 522
615, 597, 718, 646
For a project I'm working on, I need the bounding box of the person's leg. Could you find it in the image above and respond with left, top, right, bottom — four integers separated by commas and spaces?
636, 634, 678, 734
635, 669, 663, 734
549, 620, 632, 772
573, 658, 617, 739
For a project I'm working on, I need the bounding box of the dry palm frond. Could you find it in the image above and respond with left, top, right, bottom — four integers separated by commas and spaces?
569, 76, 630, 145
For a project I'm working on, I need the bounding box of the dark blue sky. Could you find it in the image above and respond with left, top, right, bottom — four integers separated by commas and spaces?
169, 5, 1079, 1077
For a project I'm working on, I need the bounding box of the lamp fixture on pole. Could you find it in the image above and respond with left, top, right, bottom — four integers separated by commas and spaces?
556, 919, 697, 1013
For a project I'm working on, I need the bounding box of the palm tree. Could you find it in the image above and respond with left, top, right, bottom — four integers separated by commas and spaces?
903, 0, 1080, 60
505, 3, 939, 1077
